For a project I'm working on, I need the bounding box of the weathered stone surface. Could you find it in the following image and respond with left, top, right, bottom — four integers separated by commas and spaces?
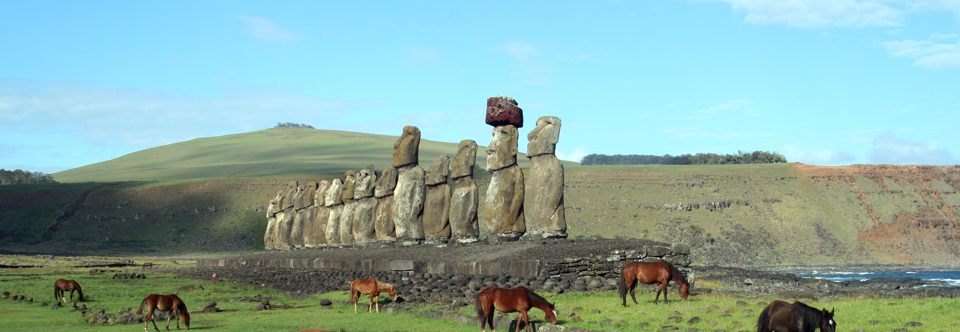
291, 207, 309, 247
266, 190, 283, 218
425, 155, 450, 186
354, 169, 377, 200
485, 95, 523, 128
524, 116, 566, 238
449, 177, 479, 239
393, 164, 425, 241
423, 183, 451, 238
352, 197, 378, 243
482, 165, 525, 234
375, 167, 398, 198
451, 140, 477, 179
280, 181, 298, 210
291, 182, 319, 247
375, 195, 396, 241
324, 179, 344, 245
393, 126, 420, 168
340, 200, 358, 245
486, 125, 519, 172
275, 210, 295, 249
339, 171, 358, 245
304, 180, 330, 247
264, 216, 278, 249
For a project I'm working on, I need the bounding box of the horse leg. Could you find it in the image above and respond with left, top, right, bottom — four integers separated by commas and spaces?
629, 281, 639, 305
165, 313, 172, 330
654, 283, 666, 305
519, 310, 530, 332
353, 291, 359, 313
369, 293, 376, 313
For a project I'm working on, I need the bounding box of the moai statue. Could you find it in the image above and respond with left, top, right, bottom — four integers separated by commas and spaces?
523, 116, 566, 239
264, 189, 283, 249
352, 168, 378, 243
423, 155, 451, 241
305, 180, 330, 247
449, 140, 479, 243
374, 167, 398, 241
392, 126, 426, 243
481, 96, 525, 241
291, 182, 318, 248
275, 181, 299, 249
339, 170, 358, 245
324, 179, 344, 245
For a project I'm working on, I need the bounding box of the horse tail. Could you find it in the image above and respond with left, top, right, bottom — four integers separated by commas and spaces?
756, 305, 772, 332
475, 290, 485, 324
53, 283, 58, 301
349, 282, 357, 303
618, 265, 628, 306
75, 282, 83, 301
136, 297, 147, 315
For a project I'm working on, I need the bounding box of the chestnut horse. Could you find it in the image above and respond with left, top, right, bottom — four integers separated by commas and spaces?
137, 294, 190, 331
618, 260, 689, 306
53, 279, 83, 303
350, 278, 397, 313
757, 300, 835, 332
476, 286, 558, 332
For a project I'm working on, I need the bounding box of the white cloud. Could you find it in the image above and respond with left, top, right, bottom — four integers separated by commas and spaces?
556, 147, 588, 163
865, 131, 957, 165
403, 47, 441, 65
783, 145, 857, 165
0, 81, 374, 148
884, 34, 960, 69
499, 42, 541, 61
235, 15, 300, 43
708, 0, 904, 27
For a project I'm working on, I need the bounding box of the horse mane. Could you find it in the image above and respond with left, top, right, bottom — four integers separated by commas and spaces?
524, 288, 551, 308
74, 281, 83, 300
376, 280, 394, 290
792, 301, 823, 329
665, 261, 688, 284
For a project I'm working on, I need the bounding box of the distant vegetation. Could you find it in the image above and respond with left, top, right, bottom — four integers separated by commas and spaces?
580, 150, 787, 165
274, 122, 315, 129
0, 169, 56, 185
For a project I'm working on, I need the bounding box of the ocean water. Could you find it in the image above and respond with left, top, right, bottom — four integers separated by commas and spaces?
797, 271, 960, 287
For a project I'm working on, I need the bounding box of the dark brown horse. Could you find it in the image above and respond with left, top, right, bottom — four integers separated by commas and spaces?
618, 260, 689, 305
350, 278, 397, 313
757, 300, 835, 332
476, 286, 558, 332
53, 279, 83, 303
137, 294, 191, 331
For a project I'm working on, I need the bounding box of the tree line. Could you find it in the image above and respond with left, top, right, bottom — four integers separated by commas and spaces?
0, 169, 57, 185
275, 122, 315, 129
580, 150, 787, 165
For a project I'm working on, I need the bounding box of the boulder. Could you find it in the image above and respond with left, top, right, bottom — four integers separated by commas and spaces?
485, 95, 523, 128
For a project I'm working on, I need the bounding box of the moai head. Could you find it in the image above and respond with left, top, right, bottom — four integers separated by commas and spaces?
451, 140, 478, 179
393, 126, 421, 168
315, 180, 330, 207
325, 179, 343, 206
375, 167, 399, 198
527, 116, 561, 157
354, 168, 377, 199
301, 182, 319, 208
341, 170, 357, 202
486, 125, 519, 172
425, 155, 451, 186
281, 181, 298, 210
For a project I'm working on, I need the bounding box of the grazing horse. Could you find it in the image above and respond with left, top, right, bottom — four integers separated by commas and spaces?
53, 279, 83, 303
476, 286, 558, 332
350, 278, 397, 313
757, 300, 835, 332
618, 260, 689, 306
137, 294, 190, 331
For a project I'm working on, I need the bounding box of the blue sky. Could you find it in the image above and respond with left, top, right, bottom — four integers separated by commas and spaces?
2, 0, 959, 174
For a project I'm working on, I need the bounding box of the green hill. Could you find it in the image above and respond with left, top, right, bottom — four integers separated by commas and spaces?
53, 127, 563, 183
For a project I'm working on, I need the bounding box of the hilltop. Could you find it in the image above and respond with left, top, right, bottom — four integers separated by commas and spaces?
2, 128, 959, 267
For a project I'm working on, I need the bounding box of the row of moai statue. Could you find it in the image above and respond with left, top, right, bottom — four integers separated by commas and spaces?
263, 95, 566, 249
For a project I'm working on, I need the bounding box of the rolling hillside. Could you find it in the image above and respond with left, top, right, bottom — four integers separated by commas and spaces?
3, 128, 959, 266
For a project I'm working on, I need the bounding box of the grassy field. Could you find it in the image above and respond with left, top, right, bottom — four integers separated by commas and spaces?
2, 256, 959, 332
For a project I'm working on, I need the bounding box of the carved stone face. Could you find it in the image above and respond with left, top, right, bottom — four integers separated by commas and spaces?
425, 155, 450, 186
486, 125, 518, 172
316, 180, 330, 206
374, 167, 398, 198
341, 170, 357, 202
325, 179, 343, 206
527, 116, 561, 157
393, 126, 421, 167
354, 168, 377, 199
451, 139, 478, 178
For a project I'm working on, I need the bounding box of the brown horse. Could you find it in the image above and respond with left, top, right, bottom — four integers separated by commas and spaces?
618, 260, 689, 306
757, 300, 835, 332
137, 294, 191, 331
53, 279, 83, 303
350, 278, 397, 313
476, 286, 558, 332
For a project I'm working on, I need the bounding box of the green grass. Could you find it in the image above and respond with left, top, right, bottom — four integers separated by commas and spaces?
5, 262, 958, 332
